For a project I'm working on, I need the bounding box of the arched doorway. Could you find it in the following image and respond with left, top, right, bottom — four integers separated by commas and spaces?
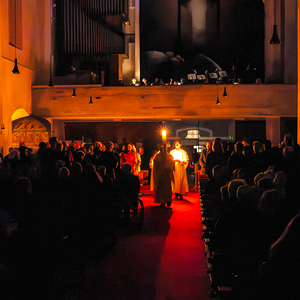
12, 115, 50, 150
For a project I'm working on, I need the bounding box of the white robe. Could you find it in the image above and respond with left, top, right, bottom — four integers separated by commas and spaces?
149, 151, 159, 191
170, 148, 189, 194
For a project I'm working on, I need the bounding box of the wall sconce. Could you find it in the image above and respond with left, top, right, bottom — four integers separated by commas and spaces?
270, 0, 281, 44
72, 88, 77, 97
1, 124, 5, 130
89, 96, 93, 105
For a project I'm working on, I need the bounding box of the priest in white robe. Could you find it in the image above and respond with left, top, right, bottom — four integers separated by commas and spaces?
170, 140, 189, 200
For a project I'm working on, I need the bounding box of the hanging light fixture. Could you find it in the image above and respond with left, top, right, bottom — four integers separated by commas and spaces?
12, 0, 19, 74
89, 96, 93, 105
233, 77, 239, 85
12, 58, 20, 74
216, 82, 220, 105
223, 87, 228, 97
270, 0, 281, 45
72, 87, 77, 97
48, 1, 54, 86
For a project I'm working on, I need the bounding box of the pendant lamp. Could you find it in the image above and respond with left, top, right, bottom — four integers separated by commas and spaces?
270, 0, 281, 45
12, 0, 19, 74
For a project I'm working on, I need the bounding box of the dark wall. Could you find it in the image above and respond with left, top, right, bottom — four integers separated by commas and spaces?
280, 117, 297, 144
64, 121, 162, 163
140, 0, 265, 84
235, 120, 266, 144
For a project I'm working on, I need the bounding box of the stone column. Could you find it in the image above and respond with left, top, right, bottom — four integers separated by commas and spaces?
266, 116, 281, 147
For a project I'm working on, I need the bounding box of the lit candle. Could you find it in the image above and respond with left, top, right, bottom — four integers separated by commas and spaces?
162, 130, 167, 152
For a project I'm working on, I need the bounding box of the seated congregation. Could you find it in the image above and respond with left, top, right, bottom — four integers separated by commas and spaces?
0, 138, 142, 295
199, 134, 300, 300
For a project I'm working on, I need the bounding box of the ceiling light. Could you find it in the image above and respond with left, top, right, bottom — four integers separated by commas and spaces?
270, 0, 281, 45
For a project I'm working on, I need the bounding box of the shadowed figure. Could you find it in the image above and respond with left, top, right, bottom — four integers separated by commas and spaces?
153, 145, 175, 207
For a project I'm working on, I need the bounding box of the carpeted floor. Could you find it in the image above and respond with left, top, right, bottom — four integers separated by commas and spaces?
80, 185, 211, 300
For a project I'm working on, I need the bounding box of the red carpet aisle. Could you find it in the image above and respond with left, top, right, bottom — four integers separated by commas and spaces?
81, 187, 211, 300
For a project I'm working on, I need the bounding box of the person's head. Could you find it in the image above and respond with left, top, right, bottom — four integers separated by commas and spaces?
16, 177, 32, 196
273, 171, 288, 189
19, 145, 29, 157
174, 140, 181, 150
126, 143, 132, 151
243, 145, 253, 158
49, 137, 58, 149
38, 142, 47, 151
252, 141, 264, 154
258, 189, 284, 216
106, 141, 114, 151
122, 162, 132, 175
264, 140, 272, 152
283, 145, 294, 158
159, 144, 166, 154
138, 147, 144, 155
62, 141, 69, 151
283, 133, 294, 147
227, 179, 247, 199
206, 142, 212, 151
257, 177, 274, 191
234, 142, 244, 154
222, 141, 229, 153
8, 148, 20, 160
212, 138, 223, 153
55, 160, 66, 173
70, 162, 83, 177
94, 141, 102, 150
58, 167, 70, 179
254, 172, 266, 187
237, 185, 260, 206
57, 141, 63, 152
83, 143, 93, 154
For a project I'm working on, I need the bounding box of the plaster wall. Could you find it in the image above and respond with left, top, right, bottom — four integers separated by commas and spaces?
0, 0, 50, 155
265, 0, 297, 83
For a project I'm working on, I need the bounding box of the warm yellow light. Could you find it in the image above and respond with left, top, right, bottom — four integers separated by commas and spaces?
12, 109, 29, 121
162, 129, 166, 137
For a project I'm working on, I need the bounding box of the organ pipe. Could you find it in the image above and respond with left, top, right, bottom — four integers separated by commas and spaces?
60, 0, 126, 61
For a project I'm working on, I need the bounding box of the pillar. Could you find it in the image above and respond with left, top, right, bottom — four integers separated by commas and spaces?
135, 0, 140, 81
298, 0, 300, 144
266, 116, 281, 146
